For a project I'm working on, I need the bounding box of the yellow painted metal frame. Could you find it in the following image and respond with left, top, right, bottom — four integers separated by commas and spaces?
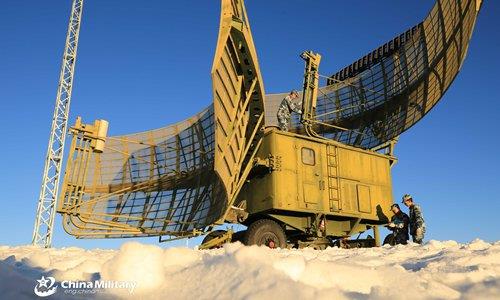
211, 0, 266, 220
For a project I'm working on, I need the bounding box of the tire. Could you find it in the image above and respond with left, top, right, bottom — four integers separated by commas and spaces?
244, 219, 286, 248
201, 230, 227, 248
383, 233, 395, 246
231, 230, 247, 243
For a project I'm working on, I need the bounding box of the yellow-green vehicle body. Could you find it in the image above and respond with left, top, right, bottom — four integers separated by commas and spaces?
236, 128, 395, 238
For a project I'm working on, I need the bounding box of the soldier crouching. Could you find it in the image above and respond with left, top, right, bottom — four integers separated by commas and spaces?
384, 203, 410, 245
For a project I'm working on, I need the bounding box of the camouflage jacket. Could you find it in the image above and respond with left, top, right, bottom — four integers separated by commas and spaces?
409, 204, 426, 234
277, 95, 301, 117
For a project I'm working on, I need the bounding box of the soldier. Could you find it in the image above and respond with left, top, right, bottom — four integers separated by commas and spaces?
402, 194, 426, 244
385, 203, 410, 245
277, 90, 301, 131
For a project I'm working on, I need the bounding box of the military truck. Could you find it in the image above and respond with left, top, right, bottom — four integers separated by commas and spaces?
201, 51, 397, 249
227, 128, 395, 249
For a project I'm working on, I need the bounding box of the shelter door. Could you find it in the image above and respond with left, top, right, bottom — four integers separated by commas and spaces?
297, 141, 324, 210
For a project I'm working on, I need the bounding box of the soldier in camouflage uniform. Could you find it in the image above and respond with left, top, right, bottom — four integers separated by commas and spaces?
277, 90, 301, 131
402, 194, 426, 244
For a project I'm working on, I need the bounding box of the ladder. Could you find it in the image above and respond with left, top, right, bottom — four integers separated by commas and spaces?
326, 145, 341, 212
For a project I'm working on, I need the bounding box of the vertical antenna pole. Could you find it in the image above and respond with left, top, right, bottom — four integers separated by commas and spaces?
300, 51, 322, 137
32, 0, 84, 248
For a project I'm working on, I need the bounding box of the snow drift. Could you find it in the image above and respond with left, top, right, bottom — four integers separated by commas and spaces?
1, 240, 499, 299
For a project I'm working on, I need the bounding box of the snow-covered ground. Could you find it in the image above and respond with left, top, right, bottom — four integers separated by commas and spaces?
1, 240, 499, 300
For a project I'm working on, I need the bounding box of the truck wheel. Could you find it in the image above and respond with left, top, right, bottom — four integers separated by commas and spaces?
383, 233, 395, 246
244, 219, 286, 248
231, 230, 247, 243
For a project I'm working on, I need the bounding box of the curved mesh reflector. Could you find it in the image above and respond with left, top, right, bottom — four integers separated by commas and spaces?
58, 0, 266, 239
266, 0, 482, 149
59, 108, 228, 238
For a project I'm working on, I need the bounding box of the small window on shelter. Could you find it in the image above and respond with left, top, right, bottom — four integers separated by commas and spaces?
301, 147, 315, 166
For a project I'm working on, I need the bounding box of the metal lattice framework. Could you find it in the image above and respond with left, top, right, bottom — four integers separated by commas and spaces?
58, 109, 227, 238
33, 0, 83, 247
57, 0, 265, 239
266, 0, 482, 149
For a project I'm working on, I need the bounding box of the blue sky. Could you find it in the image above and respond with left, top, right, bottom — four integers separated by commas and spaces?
1, 1, 499, 249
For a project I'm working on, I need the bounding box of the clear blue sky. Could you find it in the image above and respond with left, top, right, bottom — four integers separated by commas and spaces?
1, 1, 499, 249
